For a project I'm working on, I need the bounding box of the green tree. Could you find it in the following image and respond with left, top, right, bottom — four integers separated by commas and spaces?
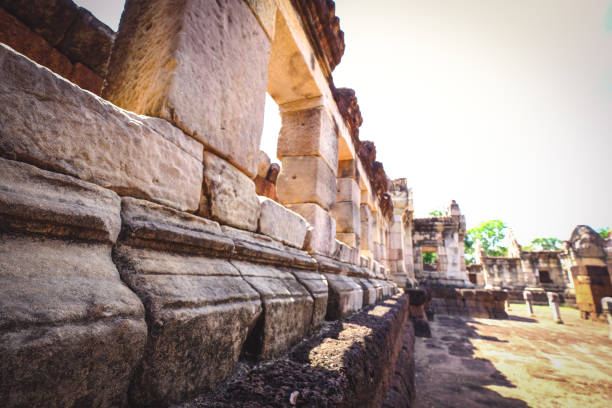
464, 220, 508, 264
597, 227, 610, 239
522, 237, 562, 251
428, 209, 444, 217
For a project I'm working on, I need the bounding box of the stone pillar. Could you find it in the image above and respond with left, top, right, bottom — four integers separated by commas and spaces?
332, 177, 361, 251
276, 102, 338, 256
406, 289, 431, 337
103, 0, 270, 230
601, 297, 612, 339
523, 290, 535, 316
547, 292, 563, 324
360, 203, 374, 259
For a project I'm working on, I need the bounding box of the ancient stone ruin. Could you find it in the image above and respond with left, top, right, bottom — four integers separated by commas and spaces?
469, 225, 612, 320
1, 1, 610, 407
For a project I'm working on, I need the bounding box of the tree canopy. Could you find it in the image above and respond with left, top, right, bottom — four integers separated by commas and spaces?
464, 220, 508, 264
428, 209, 444, 217
597, 227, 610, 239
522, 237, 562, 251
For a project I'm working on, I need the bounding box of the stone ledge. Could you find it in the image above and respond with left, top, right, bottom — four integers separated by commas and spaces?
0, 157, 121, 243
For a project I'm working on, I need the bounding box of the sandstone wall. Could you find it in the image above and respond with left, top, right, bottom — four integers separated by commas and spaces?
0, 0, 410, 405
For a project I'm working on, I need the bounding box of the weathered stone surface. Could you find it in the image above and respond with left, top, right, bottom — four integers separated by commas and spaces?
331, 201, 361, 234
0, 7, 73, 78
258, 197, 308, 248
231, 261, 313, 358
255, 175, 277, 201
0, 238, 146, 406
0, 0, 78, 46
244, 0, 278, 39
200, 152, 261, 232
114, 246, 261, 406
0, 44, 203, 212
120, 197, 234, 255
257, 150, 272, 179
292, 0, 345, 73
333, 87, 362, 145
287, 203, 336, 256
57, 7, 114, 76
337, 177, 360, 204
0, 157, 121, 242
199, 295, 412, 408
104, 0, 270, 178
338, 159, 359, 179
222, 225, 316, 269
290, 270, 329, 332
277, 107, 338, 175
337, 232, 358, 249
324, 273, 363, 319
357, 277, 377, 307
69, 61, 103, 94
1, 316, 146, 408
277, 155, 337, 210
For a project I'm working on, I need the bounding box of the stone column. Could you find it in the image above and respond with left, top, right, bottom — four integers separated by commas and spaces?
406, 289, 431, 337
332, 176, 361, 251
360, 203, 374, 259
523, 290, 535, 316
547, 292, 563, 324
276, 102, 338, 256
601, 297, 612, 339
103, 0, 269, 230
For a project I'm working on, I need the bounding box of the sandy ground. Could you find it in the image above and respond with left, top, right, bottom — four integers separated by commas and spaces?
415, 304, 612, 408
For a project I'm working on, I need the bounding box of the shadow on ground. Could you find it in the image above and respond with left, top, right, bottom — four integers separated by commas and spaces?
415, 315, 531, 408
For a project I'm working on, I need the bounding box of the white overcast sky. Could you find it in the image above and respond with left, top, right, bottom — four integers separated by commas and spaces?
78, 0, 611, 244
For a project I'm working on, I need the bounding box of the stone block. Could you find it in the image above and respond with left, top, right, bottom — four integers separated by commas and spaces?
221, 225, 316, 269
114, 246, 261, 406
0, 158, 147, 407
104, 0, 270, 178
369, 279, 384, 301
333, 239, 354, 263
0, 157, 121, 242
0, 0, 79, 46
257, 150, 272, 178
254, 175, 277, 201
287, 203, 336, 256
337, 232, 358, 249
231, 261, 313, 359
324, 273, 363, 319
201, 152, 261, 232
357, 278, 377, 307
0, 8, 73, 78
258, 197, 308, 248
277, 106, 338, 176
337, 177, 360, 204
244, 0, 278, 38
0, 44, 204, 212
69, 61, 103, 94
277, 155, 337, 210
338, 159, 358, 179
331, 201, 361, 234
291, 270, 329, 332
57, 7, 114, 76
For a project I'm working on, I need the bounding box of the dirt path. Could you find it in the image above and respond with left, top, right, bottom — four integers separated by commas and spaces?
415, 304, 612, 408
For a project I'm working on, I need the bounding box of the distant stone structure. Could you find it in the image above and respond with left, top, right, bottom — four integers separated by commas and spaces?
470, 225, 612, 320
410, 200, 469, 286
